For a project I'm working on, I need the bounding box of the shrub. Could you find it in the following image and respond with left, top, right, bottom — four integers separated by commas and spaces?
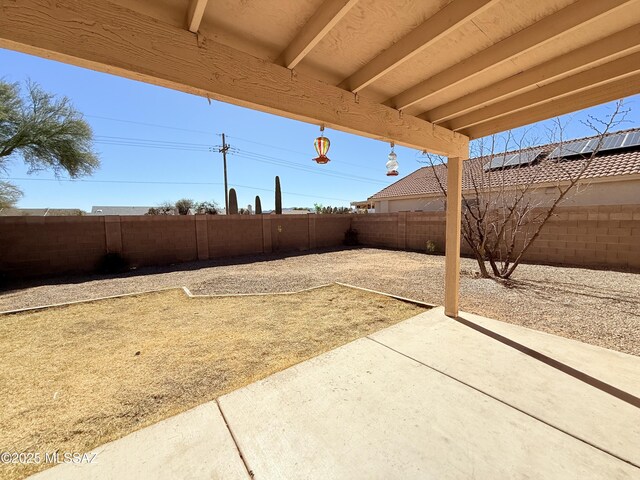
194, 201, 219, 214
425, 240, 438, 254
175, 198, 194, 215
99, 252, 129, 274
344, 227, 359, 246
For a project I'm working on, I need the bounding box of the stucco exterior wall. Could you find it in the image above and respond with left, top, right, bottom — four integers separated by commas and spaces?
373, 177, 640, 213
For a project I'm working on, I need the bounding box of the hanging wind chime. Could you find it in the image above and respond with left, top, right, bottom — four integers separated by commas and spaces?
386, 142, 399, 176
312, 125, 331, 164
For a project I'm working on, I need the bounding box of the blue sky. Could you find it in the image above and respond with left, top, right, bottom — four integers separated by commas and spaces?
2, 47, 639, 211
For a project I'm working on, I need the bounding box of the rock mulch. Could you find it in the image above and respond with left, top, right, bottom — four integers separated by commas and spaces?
1, 248, 638, 356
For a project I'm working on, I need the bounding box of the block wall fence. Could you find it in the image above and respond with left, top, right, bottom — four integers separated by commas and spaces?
351, 205, 640, 270
0, 204, 638, 279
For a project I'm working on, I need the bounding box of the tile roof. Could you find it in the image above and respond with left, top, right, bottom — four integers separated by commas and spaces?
0, 208, 85, 216
90, 206, 154, 215
370, 128, 640, 200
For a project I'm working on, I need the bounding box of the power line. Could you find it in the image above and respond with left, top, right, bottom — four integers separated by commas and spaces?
86, 115, 212, 135
95, 141, 210, 153
225, 134, 367, 168
86, 115, 371, 168
81, 116, 392, 186
233, 152, 385, 185
6, 177, 352, 202
230, 148, 387, 185
7, 177, 220, 186
227, 183, 350, 202
95, 135, 213, 148
90, 134, 387, 185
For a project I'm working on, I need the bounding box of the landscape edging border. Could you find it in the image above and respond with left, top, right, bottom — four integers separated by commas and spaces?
1, 282, 432, 315
0, 286, 182, 315
334, 282, 436, 309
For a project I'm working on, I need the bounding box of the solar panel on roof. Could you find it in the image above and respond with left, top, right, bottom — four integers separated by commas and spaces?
483, 153, 515, 171
483, 148, 544, 171
485, 130, 640, 170
547, 131, 640, 160
582, 138, 599, 153
547, 139, 590, 159
599, 132, 626, 151
503, 148, 544, 167
622, 131, 640, 148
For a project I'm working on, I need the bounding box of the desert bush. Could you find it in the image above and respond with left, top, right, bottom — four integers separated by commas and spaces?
344, 227, 358, 246
99, 252, 129, 274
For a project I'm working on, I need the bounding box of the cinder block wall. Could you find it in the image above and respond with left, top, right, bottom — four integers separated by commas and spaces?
0, 216, 107, 278
351, 213, 399, 248
271, 216, 310, 252
120, 216, 198, 267
518, 205, 639, 268
406, 211, 446, 252
351, 204, 640, 270
314, 215, 352, 248
0, 214, 353, 279
206, 215, 263, 258
1, 206, 637, 279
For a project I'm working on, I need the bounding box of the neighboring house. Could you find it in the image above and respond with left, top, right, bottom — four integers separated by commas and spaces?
369, 128, 640, 213
283, 208, 313, 214
0, 208, 85, 216
350, 200, 375, 213
262, 208, 314, 214
90, 206, 155, 215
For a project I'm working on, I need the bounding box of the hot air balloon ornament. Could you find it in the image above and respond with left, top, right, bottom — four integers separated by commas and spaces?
386, 142, 399, 176
313, 125, 331, 164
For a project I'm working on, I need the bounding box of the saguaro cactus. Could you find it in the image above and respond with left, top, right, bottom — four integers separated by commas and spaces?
255, 195, 262, 214
275, 176, 282, 214
228, 188, 238, 215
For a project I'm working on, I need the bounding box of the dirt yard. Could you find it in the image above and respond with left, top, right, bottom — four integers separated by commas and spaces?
2, 248, 638, 356
0, 284, 424, 480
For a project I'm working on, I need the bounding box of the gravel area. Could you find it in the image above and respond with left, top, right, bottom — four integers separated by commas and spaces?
1, 247, 638, 356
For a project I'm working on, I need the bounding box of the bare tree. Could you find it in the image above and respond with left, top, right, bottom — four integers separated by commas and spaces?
194, 200, 219, 214
422, 100, 629, 279
146, 201, 175, 215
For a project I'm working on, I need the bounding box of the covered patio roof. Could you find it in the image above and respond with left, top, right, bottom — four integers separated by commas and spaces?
1, 0, 639, 315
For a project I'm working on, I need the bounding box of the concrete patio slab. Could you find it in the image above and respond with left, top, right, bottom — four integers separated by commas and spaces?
30, 402, 249, 480
369, 307, 640, 467
219, 335, 639, 479
454, 309, 640, 398
27, 307, 640, 480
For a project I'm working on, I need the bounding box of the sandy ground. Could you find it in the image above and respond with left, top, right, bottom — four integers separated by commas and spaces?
0, 284, 424, 480
1, 248, 638, 355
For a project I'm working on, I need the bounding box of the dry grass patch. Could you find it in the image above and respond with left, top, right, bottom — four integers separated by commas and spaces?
0, 284, 425, 480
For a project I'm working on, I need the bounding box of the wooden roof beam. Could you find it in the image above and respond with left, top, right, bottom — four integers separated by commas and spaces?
186, 0, 209, 33
443, 51, 640, 131
0, 0, 468, 158
387, 0, 634, 111
339, 0, 498, 93
424, 24, 640, 124
276, 0, 359, 69
460, 71, 640, 139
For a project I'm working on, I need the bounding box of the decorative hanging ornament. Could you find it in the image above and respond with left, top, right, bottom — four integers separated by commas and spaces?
386, 142, 399, 176
313, 125, 331, 164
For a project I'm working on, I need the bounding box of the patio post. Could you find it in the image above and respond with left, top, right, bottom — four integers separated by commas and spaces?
444, 155, 463, 317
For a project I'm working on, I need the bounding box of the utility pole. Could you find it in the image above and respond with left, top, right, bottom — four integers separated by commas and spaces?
218, 133, 230, 214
